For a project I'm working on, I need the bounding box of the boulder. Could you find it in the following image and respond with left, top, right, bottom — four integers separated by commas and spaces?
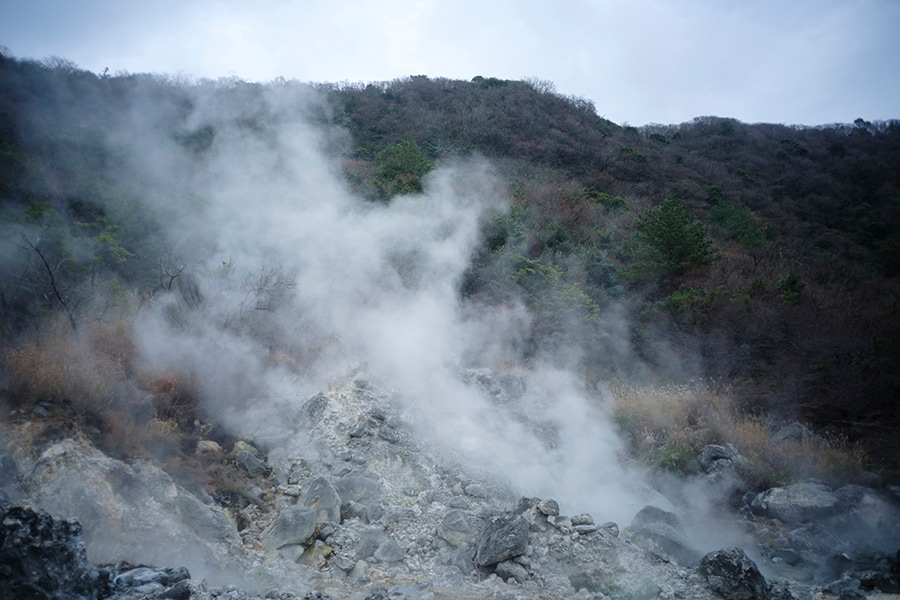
751, 482, 838, 524
235, 449, 269, 477
474, 514, 529, 567
0, 503, 100, 599
260, 505, 318, 554
700, 547, 769, 600
438, 509, 476, 548
299, 476, 342, 524
625, 506, 699, 565
698, 444, 742, 474
496, 559, 530, 583
832, 484, 900, 550
334, 472, 383, 507
23, 438, 238, 576
0, 503, 192, 600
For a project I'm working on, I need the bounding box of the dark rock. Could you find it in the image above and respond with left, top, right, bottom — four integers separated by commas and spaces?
816, 552, 854, 583
700, 547, 769, 600
0, 503, 102, 599
822, 577, 865, 600
145, 579, 192, 600
858, 570, 900, 593
474, 514, 529, 567
751, 482, 838, 524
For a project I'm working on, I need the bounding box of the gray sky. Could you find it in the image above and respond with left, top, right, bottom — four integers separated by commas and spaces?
1, 0, 897, 126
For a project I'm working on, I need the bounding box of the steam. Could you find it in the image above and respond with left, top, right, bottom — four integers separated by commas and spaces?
113, 80, 663, 527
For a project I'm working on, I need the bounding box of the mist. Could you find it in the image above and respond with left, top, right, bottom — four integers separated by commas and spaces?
94, 78, 677, 532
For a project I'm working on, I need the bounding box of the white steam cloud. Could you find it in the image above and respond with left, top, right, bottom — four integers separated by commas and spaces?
125, 81, 661, 529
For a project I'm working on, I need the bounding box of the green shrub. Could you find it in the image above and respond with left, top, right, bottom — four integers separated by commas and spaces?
374, 139, 435, 197
634, 196, 717, 274
709, 201, 767, 248
777, 268, 805, 304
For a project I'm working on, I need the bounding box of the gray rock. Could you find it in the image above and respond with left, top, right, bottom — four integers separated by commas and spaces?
334, 473, 383, 506
373, 539, 405, 563
751, 482, 838, 524
600, 522, 620, 537
235, 449, 270, 477
341, 500, 368, 522
356, 528, 388, 561
831, 484, 900, 550
24, 439, 238, 574
495, 559, 530, 583
624, 502, 691, 564
302, 392, 329, 425
700, 547, 769, 600
260, 505, 318, 551
299, 476, 342, 524
786, 522, 843, 555
538, 499, 560, 517
627, 521, 699, 566
438, 509, 476, 548
698, 443, 742, 473
629, 505, 685, 532
772, 422, 827, 446
474, 514, 529, 567
571, 513, 594, 526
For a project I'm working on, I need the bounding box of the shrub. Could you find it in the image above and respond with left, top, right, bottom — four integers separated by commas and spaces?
374, 138, 435, 196
776, 268, 805, 304
634, 197, 718, 274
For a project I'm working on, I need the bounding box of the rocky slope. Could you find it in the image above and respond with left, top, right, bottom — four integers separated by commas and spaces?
2, 368, 899, 599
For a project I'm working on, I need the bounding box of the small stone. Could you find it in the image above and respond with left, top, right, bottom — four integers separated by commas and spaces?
196, 440, 223, 456
495, 560, 529, 583
600, 522, 620, 537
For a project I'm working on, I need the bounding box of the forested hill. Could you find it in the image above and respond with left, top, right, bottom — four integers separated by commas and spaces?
1, 53, 898, 468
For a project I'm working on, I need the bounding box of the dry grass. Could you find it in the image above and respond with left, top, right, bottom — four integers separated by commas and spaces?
609, 379, 870, 488
2, 317, 126, 414
0, 316, 203, 462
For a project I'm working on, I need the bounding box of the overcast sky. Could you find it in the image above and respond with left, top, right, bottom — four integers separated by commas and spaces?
1, 0, 897, 126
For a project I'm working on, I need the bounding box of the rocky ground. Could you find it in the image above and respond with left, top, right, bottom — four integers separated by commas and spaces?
2, 368, 899, 599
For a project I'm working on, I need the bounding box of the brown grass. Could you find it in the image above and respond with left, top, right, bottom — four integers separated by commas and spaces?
609, 379, 870, 488
2, 317, 126, 413
0, 316, 204, 463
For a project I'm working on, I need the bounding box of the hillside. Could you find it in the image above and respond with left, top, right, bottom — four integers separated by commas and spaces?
0, 52, 898, 475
